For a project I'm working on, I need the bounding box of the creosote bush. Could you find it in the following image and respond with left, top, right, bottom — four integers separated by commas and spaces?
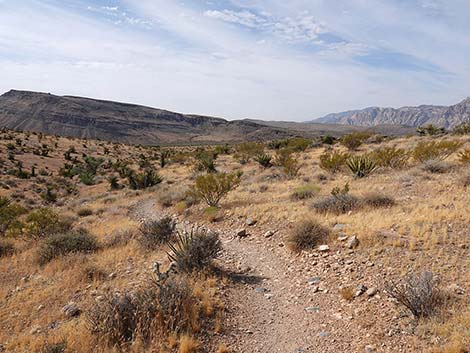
168, 228, 222, 273
386, 270, 442, 319
139, 217, 175, 251
37, 230, 100, 265
194, 172, 241, 207
319, 150, 349, 173
412, 140, 463, 163
287, 220, 330, 253
0, 196, 27, 237
24, 208, 72, 239
341, 132, 372, 151
275, 149, 300, 178
371, 146, 409, 169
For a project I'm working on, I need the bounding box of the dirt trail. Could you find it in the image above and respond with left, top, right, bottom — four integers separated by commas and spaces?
131, 197, 401, 353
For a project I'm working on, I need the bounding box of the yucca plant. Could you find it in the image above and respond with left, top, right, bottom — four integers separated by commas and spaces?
346, 155, 377, 178
254, 153, 272, 168
167, 228, 221, 273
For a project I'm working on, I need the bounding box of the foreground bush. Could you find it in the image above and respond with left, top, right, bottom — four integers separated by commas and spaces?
412, 140, 463, 163
194, 172, 241, 207
139, 217, 175, 251
319, 150, 349, 173
346, 155, 377, 178
168, 228, 222, 273
386, 270, 442, 319
128, 169, 163, 190
287, 220, 330, 253
87, 277, 197, 348
37, 230, 100, 265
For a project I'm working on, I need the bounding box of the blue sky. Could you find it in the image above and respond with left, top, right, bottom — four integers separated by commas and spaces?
1, 0, 469, 121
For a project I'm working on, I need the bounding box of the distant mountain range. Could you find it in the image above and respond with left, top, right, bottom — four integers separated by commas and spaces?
312, 98, 470, 128
0, 90, 417, 145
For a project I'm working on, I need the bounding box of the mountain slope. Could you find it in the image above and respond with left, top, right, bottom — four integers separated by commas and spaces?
313, 98, 470, 128
0, 90, 298, 145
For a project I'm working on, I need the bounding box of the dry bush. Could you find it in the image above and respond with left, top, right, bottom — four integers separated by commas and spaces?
361, 193, 395, 208
291, 184, 320, 200
179, 334, 200, 353
157, 186, 188, 208
168, 229, 222, 273
286, 220, 330, 253
194, 172, 241, 207
458, 149, 470, 164
82, 263, 108, 281
340, 286, 355, 301
36, 229, 100, 265
412, 140, 463, 163
385, 270, 442, 319
105, 229, 135, 248
87, 277, 198, 349
40, 342, 67, 353
319, 150, 349, 173
275, 149, 300, 178
312, 193, 359, 215
0, 239, 15, 258
421, 160, 453, 174
139, 217, 175, 251
77, 207, 93, 217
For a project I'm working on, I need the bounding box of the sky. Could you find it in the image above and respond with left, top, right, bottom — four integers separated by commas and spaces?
1, 0, 469, 121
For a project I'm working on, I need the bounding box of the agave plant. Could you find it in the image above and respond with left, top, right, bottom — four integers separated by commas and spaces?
346, 155, 377, 178
254, 153, 272, 168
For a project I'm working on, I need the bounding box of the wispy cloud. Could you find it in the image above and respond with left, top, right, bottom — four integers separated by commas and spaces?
0, 0, 469, 121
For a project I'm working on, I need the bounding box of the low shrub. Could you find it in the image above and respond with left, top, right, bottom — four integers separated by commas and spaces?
235, 142, 264, 163
386, 270, 442, 319
128, 170, 163, 190
319, 150, 349, 173
194, 150, 217, 173
194, 172, 241, 207
168, 228, 222, 273
412, 140, 463, 163
107, 175, 120, 190
361, 193, 395, 208
291, 184, 320, 200
105, 229, 134, 248
346, 155, 378, 178
341, 132, 372, 151
0, 240, 15, 257
37, 230, 100, 265
77, 207, 93, 217
24, 208, 72, 239
371, 146, 409, 169
312, 183, 359, 215
203, 206, 221, 222
0, 197, 27, 237
139, 217, 175, 251
421, 160, 453, 174
287, 220, 330, 253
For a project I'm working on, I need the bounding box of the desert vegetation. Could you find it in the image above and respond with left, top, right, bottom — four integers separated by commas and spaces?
0, 127, 468, 352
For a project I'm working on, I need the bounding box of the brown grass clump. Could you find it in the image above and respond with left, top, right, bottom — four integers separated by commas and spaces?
138, 217, 175, 251
340, 286, 355, 301
179, 334, 200, 353
216, 344, 230, 353
0, 239, 15, 258
361, 193, 395, 208
287, 220, 330, 253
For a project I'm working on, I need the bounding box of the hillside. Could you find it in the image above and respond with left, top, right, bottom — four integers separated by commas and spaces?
313, 98, 470, 128
0, 90, 300, 145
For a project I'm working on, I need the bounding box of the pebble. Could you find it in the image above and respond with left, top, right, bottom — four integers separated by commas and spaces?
318, 245, 330, 252
347, 236, 359, 249
305, 306, 321, 313
366, 287, 378, 297
246, 218, 257, 226
264, 230, 275, 238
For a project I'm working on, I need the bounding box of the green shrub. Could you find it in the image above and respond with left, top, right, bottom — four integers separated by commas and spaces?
291, 184, 320, 200
138, 217, 175, 251
319, 150, 349, 173
0, 240, 15, 257
42, 186, 57, 204
37, 230, 99, 265
128, 170, 163, 190
254, 153, 272, 168
286, 138, 311, 152
0, 197, 27, 237
194, 149, 217, 173
417, 124, 446, 136
275, 149, 300, 178
167, 228, 221, 273
194, 172, 241, 207
287, 220, 330, 253
79, 172, 95, 185
341, 132, 371, 151
458, 149, 470, 164
107, 175, 120, 190
24, 208, 72, 239
371, 146, 409, 169
321, 135, 336, 145
235, 142, 264, 163
453, 122, 470, 135
412, 140, 463, 163
346, 155, 378, 178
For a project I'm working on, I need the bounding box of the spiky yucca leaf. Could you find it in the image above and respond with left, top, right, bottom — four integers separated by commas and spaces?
346, 155, 378, 178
